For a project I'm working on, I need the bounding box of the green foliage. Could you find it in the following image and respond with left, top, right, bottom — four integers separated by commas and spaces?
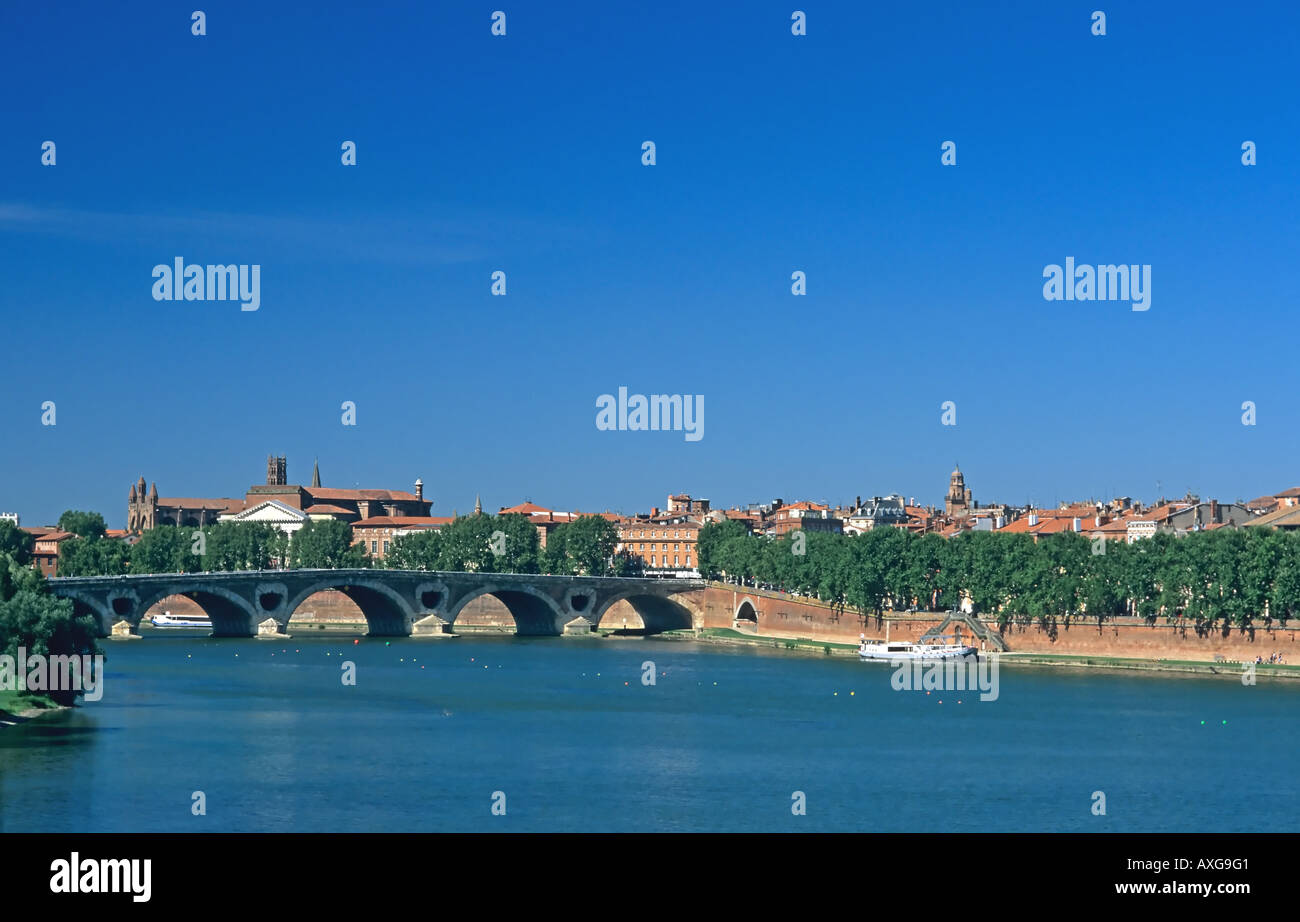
701, 524, 1300, 627
0, 520, 34, 566
543, 515, 621, 576
696, 520, 749, 578
130, 526, 199, 574
57, 535, 131, 577
383, 527, 443, 570
0, 550, 101, 706
57, 510, 107, 539
197, 521, 286, 572
289, 519, 368, 569
382, 513, 540, 573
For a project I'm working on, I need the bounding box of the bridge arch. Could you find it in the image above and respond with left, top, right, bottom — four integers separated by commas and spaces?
284, 578, 417, 636
137, 584, 261, 637
735, 597, 759, 625
594, 590, 696, 634
58, 591, 115, 636
446, 585, 568, 636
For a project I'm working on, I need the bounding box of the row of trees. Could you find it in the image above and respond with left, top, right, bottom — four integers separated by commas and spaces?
57, 518, 366, 577
382, 512, 638, 576
54, 510, 637, 578
0, 520, 100, 706
696, 520, 1300, 631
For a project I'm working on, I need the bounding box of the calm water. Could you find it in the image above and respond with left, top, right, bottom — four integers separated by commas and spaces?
0, 634, 1295, 832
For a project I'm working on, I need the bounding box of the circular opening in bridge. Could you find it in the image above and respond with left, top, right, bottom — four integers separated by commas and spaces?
259, 592, 282, 612
736, 600, 758, 623
111, 597, 132, 616
570, 593, 591, 613
421, 590, 442, 609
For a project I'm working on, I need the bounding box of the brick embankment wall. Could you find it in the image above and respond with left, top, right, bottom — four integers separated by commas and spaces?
695, 584, 1299, 663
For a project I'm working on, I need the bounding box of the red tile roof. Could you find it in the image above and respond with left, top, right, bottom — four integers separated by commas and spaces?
158, 497, 246, 514
352, 516, 455, 529
306, 487, 421, 503
304, 504, 355, 516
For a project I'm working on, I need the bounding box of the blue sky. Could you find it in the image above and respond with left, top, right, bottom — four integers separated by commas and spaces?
2, 1, 1297, 527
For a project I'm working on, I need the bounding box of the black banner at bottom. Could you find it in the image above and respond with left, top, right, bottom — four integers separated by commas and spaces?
2, 832, 1283, 909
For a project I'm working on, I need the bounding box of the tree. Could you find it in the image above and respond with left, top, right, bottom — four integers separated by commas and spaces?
0, 550, 102, 707
290, 519, 368, 569
435, 515, 501, 572
198, 522, 281, 572
57, 535, 131, 577
544, 515, 621, 576
0, 520, 34, 565
492, 514, 541, 573
384, 528, 444, 570
696, 520, 748, 579
130, 526, 197, 574
57, 510, 107, 539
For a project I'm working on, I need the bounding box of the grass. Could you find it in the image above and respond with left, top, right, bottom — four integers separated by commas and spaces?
0, 688, 60, 721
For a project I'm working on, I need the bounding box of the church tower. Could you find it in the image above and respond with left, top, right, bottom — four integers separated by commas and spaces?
945, 464, 973, 517
267, 455, 287, 486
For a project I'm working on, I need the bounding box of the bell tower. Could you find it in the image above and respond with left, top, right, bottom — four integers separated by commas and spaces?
945, 464, 972, 517
266, 454, 287, 486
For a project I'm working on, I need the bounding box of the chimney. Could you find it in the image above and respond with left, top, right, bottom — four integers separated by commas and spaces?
415, 478, 423, 501
1210, 499, 1218, 521
1028, 513, 1039, 527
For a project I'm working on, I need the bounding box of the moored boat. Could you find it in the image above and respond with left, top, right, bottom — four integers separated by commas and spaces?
150, 610, 212, 628
858, 637, 977, 661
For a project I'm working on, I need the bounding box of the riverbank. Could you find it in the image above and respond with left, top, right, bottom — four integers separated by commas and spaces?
649, 627, 1300, 682
0, 690, 68, 727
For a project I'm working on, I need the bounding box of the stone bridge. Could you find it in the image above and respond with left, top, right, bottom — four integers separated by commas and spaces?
49, 570, 708, 638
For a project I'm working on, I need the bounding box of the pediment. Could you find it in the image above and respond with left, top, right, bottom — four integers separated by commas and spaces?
227, 499, 309, 523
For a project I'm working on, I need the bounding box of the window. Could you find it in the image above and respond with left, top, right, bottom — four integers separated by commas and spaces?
383, 540, 390, 554
674, 555, 679, 566
370, 540, 377, 553
651, 555, 657, 566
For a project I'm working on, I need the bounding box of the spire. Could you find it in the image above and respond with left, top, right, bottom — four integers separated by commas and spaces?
474, 494, 483, 515
150, 482, 158, 500
129, 483, 137, 503
311, 458, 321, 488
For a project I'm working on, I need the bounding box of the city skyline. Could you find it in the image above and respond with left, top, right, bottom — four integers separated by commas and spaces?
5, 450, 1292, 531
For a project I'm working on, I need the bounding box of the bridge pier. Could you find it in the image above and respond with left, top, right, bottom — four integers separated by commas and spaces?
412, 614, 455, 637
109, 619, 142, 641
255, 617, 290, 640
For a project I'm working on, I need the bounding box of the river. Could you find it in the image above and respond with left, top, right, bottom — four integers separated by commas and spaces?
0, 633, 1293, 832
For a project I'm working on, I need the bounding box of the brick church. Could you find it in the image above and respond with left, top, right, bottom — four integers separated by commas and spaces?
126, 455, 430, 532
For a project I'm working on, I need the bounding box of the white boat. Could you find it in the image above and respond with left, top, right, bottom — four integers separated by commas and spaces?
150, 610, 212, 628
858, 638, 977, 661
